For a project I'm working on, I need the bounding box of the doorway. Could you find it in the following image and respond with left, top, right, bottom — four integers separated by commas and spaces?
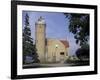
60, 52, 65, 63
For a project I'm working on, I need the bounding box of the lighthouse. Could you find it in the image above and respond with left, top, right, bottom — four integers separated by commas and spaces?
35, 16, 46, 63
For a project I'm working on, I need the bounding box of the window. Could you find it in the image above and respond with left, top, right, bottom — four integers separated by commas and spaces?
60, 52, 64, 55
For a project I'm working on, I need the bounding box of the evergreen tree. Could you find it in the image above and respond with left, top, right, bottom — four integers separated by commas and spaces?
23, 13, 39, 64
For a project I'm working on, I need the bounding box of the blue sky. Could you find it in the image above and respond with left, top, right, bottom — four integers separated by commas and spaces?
22, 11, 80, 55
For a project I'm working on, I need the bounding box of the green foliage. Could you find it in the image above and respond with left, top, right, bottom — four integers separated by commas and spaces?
81, 43, 89, 49
75, 48, 89, 61
23, 13, 39, 64
64, 13, 90, 61
75, 43, 89, 61
64, 13, 89, 46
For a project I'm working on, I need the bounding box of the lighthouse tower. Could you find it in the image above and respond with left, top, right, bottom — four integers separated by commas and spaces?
35, 16, 46, 63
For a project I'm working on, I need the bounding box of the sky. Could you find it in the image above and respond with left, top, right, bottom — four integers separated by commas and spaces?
22, 11, 80, 55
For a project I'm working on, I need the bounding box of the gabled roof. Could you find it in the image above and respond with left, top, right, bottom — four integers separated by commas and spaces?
60, 40, 69, 48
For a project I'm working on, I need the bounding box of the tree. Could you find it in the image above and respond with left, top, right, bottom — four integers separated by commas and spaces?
64, 13, 90, 60
75, 48, 89, 61
64, 13, 89, 46
23, 13, 39, 64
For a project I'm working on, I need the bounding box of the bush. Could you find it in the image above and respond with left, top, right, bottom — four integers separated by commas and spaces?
75, 48, 89, 61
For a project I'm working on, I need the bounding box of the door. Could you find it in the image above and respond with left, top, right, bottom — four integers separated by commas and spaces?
60, 52, 65, 63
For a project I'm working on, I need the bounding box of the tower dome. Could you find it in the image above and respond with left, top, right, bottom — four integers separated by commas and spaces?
36, 16, 46, 25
